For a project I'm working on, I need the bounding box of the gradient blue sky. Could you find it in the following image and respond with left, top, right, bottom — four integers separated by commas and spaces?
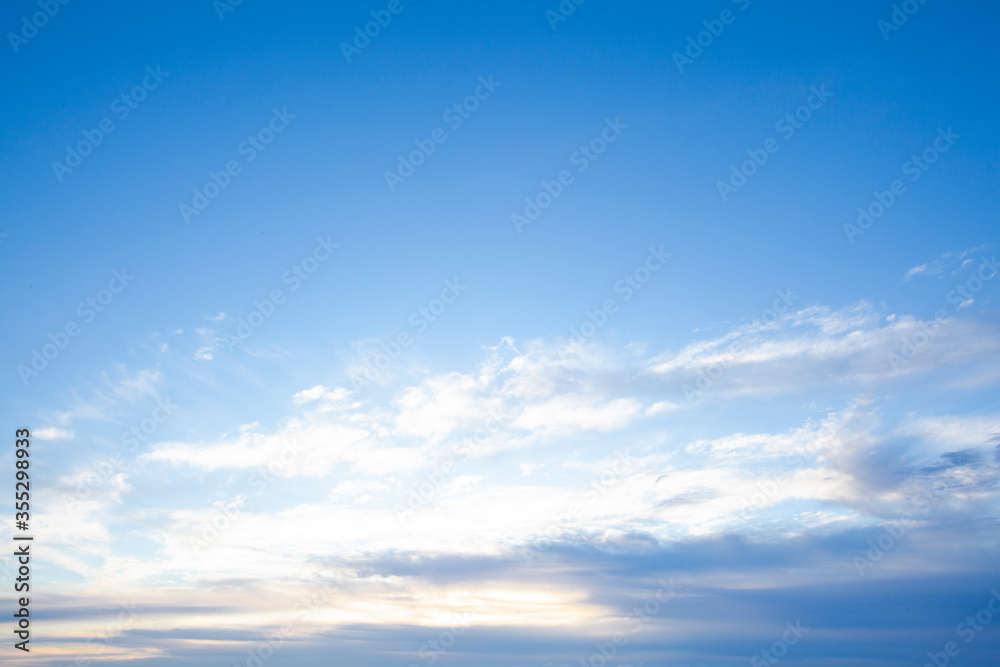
1, 1, 999, 665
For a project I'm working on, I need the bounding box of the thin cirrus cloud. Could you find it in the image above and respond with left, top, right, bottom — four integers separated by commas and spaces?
903, 244, 993, 281
649, 301, 1000, 390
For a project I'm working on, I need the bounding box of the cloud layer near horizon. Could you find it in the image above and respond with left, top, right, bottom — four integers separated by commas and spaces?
15, 298, 1000, 665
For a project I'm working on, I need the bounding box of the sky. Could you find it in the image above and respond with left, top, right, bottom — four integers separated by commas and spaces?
1, 0, 999, 665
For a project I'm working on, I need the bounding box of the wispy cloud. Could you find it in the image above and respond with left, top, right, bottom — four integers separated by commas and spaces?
22, 300, 1000, 665
903, 244, 993, 281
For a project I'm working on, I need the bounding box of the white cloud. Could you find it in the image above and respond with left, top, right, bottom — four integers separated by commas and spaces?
292, 385, 354, 407
903, 244, 993, 281
105, 365, 161, 402
648, 301, 1000, 393
28, 298, 1000, 658
33, 427, 74, 440
513, 394, 643, 435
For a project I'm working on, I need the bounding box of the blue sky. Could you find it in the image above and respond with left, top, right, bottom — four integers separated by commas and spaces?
1, 0, 999, 665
